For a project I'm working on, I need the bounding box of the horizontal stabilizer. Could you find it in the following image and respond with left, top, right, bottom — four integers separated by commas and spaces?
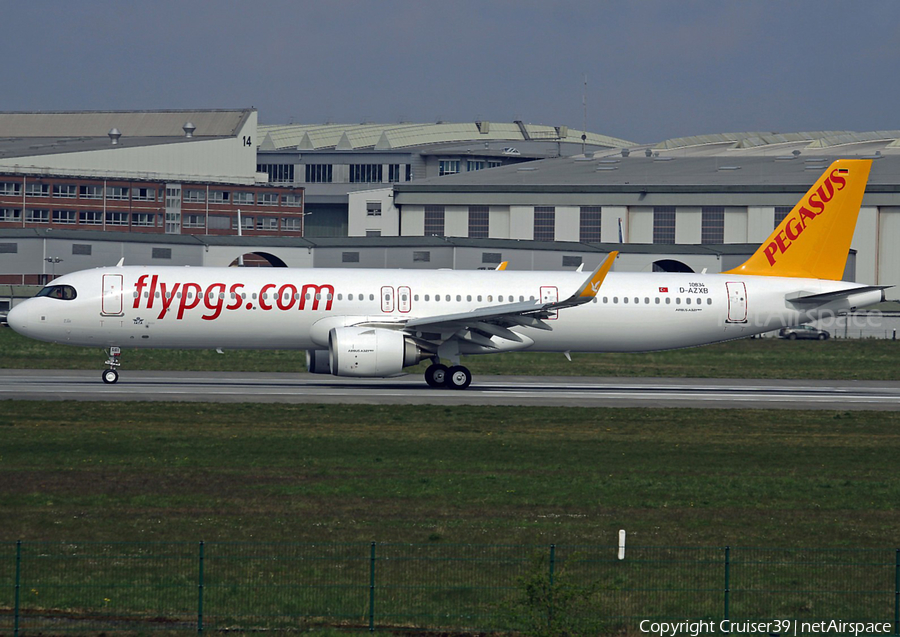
787, 285, 890, 304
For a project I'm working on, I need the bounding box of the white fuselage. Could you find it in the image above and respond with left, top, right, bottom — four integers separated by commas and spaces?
8, 266, 876, 353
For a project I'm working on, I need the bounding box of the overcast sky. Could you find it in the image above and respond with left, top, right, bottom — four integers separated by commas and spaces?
4, 1, 898, 144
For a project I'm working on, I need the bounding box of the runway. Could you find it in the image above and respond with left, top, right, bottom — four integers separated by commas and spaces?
0, 369, 898, 410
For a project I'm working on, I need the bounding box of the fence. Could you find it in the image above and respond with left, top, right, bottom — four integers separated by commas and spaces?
1, 542, 898, 634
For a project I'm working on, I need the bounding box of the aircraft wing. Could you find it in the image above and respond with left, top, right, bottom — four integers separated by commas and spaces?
400, 252, 617, 350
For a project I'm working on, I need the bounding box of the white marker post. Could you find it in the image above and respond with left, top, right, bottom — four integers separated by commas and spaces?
618, 529, 626, 560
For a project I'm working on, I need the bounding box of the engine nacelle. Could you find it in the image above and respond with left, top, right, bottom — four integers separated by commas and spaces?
328, 327, 424, 377
306, 349, 332, 374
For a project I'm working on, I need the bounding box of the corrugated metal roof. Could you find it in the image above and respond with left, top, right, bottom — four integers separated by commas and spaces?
257, 121, 637, 151
0, 109, 252, 138
654, 130, 900, 152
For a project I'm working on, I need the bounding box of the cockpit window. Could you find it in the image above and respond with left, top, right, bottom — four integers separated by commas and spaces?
36, 285, 77, 300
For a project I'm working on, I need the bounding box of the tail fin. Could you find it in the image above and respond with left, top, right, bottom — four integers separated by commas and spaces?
725, 159, 871, 280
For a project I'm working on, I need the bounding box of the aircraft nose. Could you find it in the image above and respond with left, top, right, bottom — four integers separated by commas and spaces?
6, 301, 33, 337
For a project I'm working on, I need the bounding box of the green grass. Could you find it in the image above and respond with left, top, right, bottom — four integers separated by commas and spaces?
2, 325, 900, 379
2, 402, 899, 548
3, 402, 899, 631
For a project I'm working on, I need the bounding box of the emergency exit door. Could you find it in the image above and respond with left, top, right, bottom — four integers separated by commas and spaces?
540, 286, 559, 320
101, 274, 124, 316
725, 281, 748, 323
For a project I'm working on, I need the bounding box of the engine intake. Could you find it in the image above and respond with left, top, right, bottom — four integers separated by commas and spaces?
328, 327, 424, 377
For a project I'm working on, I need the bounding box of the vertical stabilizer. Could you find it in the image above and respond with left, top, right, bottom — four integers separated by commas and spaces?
725, 159, 871, 280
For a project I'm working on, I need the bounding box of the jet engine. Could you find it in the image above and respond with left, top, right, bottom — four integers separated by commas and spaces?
327, 326, 425, 377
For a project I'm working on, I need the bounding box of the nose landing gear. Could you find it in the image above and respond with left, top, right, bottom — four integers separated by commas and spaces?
102, 347, 121, 384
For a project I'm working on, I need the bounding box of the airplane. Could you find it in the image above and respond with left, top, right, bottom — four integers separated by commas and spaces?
6, 159, 888, 389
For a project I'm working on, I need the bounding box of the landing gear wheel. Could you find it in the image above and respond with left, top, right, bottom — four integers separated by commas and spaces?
446, 365, 472, 390
425, 364, 448, 388
102, 369, 119, 384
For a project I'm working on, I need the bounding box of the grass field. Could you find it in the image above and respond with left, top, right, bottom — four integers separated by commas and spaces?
2, 325, 900, 379
2, 401, 898, 549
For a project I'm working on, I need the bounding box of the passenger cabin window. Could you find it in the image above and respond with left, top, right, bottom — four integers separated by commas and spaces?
36, 285, 77, 300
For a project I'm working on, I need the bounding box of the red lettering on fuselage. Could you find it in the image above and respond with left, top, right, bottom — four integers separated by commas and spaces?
132, 279, 337, 320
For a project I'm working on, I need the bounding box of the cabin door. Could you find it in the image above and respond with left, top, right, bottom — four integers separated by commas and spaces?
725, 281, 748, 323
101, 274, 124, 316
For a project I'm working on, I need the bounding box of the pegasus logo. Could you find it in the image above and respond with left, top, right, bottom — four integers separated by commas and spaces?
762, 168, 848, 266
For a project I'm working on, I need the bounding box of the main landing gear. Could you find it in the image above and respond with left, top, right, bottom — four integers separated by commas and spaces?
102, 347, 121, 384
424, 362, 472, 390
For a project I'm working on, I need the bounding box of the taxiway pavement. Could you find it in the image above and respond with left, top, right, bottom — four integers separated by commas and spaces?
0, 369, 897, 410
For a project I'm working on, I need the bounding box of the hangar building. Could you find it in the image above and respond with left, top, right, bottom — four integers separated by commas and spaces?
346, 132, 900, 292
255, 121, 635, 236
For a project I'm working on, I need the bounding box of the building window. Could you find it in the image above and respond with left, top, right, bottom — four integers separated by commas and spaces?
388, 164, 402, 183
424, 205, 445, 237
132, 213, 156, 227
131, 187, 156, 201
468, 205, 489, 239
258, 193, 279, 206
26, 209, 49, 223
281, 217, 302, 231
439, 160, 460, 176
183, 214, 205, 229
562, 255, 583, 268
52, 184, 77, 199
72, 244, 92, 256
413, 251, 431, 262
579, 206, 602, 242
52, 210, 77, 224
482, 252, 502, 264
256, 217, 278, 230
231, 216, 254, 230
106, 186, 129, 200
774, 206, 792, 228
342, 251, 360, 263
534, 206, 555, 242
367, 201, 382, 216
305, 164, 332, 183
701, 206, 725, 243
488, 160, 502, 168
233, 191, 254, 205
76, 185, 101, 199
350, 164, 383, 183
79, 211, 103, 225
281, 193, 302, 207
0, 243, 17, 253
106, 212, 129, 226
258, 164, 295, 183
653, 206, 676, 244
152, 248, 172, 260
0, 208, 21, 222
208, 191, 229, 203
0, 182, 21, 196
467, 160, 485, 172
183, 189, 206, 203
25, 183, 49, 197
